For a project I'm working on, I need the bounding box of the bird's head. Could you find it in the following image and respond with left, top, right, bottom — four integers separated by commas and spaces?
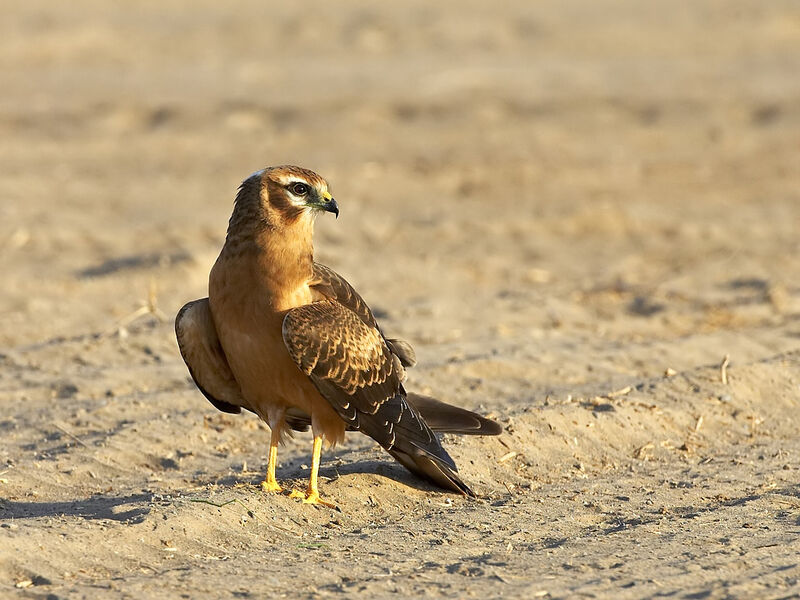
239, 166, 338, 228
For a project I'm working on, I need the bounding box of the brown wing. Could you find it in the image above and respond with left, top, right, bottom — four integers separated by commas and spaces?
175, 298, 251, 415
310, 263, 416, 367
282, 300, 473, 495
284, 393, 502, 436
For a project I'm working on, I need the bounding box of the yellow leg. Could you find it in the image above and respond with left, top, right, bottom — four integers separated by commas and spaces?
290, 434, 336, 508
260, 425, 282, 493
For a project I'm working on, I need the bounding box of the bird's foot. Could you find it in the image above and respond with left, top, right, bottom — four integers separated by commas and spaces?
289, 489, 337, 509
260, 479, 283, 493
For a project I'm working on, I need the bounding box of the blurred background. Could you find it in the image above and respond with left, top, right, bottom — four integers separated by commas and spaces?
2, 4, 800, 595
1, 0, 798, 356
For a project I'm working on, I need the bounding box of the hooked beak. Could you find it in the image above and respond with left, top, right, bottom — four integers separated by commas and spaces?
324, 198, 339, 218
320, 191, 339, 218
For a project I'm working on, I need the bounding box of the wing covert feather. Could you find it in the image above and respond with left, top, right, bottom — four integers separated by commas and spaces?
310, 263, 378, 329
310, 263, 416, 368
282, 300, 402, 410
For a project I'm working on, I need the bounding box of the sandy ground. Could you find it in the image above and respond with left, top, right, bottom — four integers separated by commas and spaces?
2, 1, 800, 598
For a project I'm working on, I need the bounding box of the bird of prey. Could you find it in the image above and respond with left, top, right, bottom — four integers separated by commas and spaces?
175, 165, 501, 506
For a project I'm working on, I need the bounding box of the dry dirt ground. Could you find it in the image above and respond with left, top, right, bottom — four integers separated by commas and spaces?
2, 1, 800, 598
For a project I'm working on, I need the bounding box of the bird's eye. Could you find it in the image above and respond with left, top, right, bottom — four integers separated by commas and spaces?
290, 182, 309, 196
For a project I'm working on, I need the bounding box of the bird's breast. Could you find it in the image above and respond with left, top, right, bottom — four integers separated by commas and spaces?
208, 257, 320, 418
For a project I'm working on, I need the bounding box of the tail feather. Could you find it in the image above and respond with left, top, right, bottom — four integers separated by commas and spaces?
285, 391, 500, 497
407, 393, 502, 436
286, 394, 502, 437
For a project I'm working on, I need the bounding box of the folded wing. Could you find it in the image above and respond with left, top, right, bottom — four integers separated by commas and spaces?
175, 298, 251, 415
311, 263, 416, 368
282, 299, 474, 495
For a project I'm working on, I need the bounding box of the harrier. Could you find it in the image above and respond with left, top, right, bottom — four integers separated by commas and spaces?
176, 166, 500, 506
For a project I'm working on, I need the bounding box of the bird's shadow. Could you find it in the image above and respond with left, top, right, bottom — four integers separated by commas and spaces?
208, 448, 447, 496
0, 493, 152, 524
319, 458, 443, 494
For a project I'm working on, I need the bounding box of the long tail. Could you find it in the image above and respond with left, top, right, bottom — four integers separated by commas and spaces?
283, 391, 501, 497
407, 393, 502, 436
380, 390, 502, 497
285, 393, 502, 436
